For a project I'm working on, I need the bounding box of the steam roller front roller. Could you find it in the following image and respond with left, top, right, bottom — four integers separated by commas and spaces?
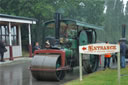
79, 30, 99, 73
30, 55, 65, 81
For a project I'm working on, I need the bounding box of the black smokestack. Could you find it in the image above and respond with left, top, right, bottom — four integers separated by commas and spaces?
122, 24, 126, 38
55, 13, 61, 39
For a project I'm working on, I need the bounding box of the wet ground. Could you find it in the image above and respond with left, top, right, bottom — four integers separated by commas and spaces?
0, 59, 79, 85
1, 57, 127, 85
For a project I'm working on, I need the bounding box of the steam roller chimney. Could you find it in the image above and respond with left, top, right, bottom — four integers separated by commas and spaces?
55, 13, 61, 39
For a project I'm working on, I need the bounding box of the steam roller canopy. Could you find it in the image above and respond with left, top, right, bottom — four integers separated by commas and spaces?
31, 55, 65, 81
79, 30, 99, 73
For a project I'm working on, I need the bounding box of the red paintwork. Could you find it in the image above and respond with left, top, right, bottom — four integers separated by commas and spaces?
9, 46, 14, 60
29, 45, 32, 57
34, 49, 65, 67
82, 47, 86, 50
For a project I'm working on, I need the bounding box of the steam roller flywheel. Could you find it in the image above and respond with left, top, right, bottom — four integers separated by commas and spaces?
30, 55, 65, 81
79, 30, 99, 73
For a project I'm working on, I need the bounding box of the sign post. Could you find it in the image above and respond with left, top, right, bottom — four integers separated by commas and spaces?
117, 51, 120, 85
79, 53, 82, 81
79, 43, 120, 84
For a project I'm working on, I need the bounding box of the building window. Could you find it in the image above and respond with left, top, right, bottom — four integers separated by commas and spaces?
11, 26, 18, 45
0, 25, 9, 45
0, 25, 19, 46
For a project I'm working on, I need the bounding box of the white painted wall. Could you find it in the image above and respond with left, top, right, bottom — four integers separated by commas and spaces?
4, 47, 10, 58
13, 46, 22, 57
4, 25, 22, 59
4, 46, 22, 59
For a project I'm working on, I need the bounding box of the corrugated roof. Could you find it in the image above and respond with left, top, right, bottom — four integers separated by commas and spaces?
0, 13, 37, 21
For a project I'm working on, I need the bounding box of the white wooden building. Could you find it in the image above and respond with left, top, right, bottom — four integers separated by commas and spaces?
0, 14, 37, 60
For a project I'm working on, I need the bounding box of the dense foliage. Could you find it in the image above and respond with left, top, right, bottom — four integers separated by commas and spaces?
1, 0, 128, 49
102, 0, 124, 43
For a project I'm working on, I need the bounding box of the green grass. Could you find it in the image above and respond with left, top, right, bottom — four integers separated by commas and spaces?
65, 66, 128, 85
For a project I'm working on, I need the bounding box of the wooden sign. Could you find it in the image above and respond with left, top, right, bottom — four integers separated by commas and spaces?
79, 43, 120, 54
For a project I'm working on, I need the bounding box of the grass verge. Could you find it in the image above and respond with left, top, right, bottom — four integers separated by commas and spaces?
65, 66, 128, 85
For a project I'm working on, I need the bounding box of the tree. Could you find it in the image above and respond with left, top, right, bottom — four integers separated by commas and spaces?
124, 1, 128, 40
103, 0, 124, 42
0, 0, 105, 48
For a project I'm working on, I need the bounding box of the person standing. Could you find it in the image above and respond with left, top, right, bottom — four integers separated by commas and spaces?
104, 42, 111, 69
120, 38, 127, 68
0, 40, 7, 62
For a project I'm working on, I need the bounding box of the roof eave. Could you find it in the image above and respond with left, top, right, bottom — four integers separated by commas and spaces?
0, 14, 37, 24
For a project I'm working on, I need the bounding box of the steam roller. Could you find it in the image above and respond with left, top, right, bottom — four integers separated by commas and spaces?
30, 13, 103, 81
31, 54, 65, 81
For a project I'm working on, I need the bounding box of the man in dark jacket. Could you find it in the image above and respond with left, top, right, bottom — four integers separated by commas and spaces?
34, 42, 40, 51
0, 40, 6, 62
120, 38, 127, 68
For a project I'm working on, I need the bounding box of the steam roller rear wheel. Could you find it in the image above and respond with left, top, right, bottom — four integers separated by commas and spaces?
79, 30, 99, 73
30, 55, 65, 81
82, 54, 99, 73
